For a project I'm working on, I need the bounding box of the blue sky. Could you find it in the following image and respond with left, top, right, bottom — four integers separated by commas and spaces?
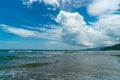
0, 0, 120, 50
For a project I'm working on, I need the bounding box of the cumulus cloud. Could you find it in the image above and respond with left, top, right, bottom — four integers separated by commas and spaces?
21, 0, 120, 48
0, 24, 62, 40
56, 10, 120, 48
87, 0, 120, 16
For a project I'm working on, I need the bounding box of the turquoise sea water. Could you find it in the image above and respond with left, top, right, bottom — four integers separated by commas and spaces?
0, 50, 120, 80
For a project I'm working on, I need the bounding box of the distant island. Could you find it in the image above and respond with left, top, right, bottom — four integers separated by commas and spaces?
101, 44, 120, 50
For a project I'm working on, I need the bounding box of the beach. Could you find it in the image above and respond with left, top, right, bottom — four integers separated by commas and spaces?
0, 50, 120, 80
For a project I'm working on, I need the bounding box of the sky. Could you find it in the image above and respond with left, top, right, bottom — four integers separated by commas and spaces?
0, 0, 120, 50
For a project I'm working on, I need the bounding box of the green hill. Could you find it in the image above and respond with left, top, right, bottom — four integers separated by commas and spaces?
101, 44, 120, 50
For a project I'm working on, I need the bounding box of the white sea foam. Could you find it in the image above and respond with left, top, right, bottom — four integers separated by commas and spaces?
9, 50, 15, 53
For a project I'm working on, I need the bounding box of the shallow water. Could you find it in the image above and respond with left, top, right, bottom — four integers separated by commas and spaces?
0, 50, 120, 80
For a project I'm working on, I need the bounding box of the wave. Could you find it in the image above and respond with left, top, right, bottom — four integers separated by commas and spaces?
19, 60, 59, 68
7, 50, 45, 53
0, 56, 20, 60
9, 50, 15, 53
0, 60, 59, 69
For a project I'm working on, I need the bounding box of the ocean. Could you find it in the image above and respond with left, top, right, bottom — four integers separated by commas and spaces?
0, 50, 120, 80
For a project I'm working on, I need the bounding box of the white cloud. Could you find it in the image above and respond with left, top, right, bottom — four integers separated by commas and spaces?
23, 0, 120, 14
62, 0, 91, 8
23, 0, 60, 8
92, 14, 120, 40
1, 24, 39, 37
19, 0, 120, 48
23, 0, 42, 6
56, 10, 120, 48
23, 25, 62, 35
60, 0, 92, 11
43, 0, 60, 8
87, 0, 120, 16
0, 24, 62, 41
56, 10, 86, 27
22, 0, 92, 11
